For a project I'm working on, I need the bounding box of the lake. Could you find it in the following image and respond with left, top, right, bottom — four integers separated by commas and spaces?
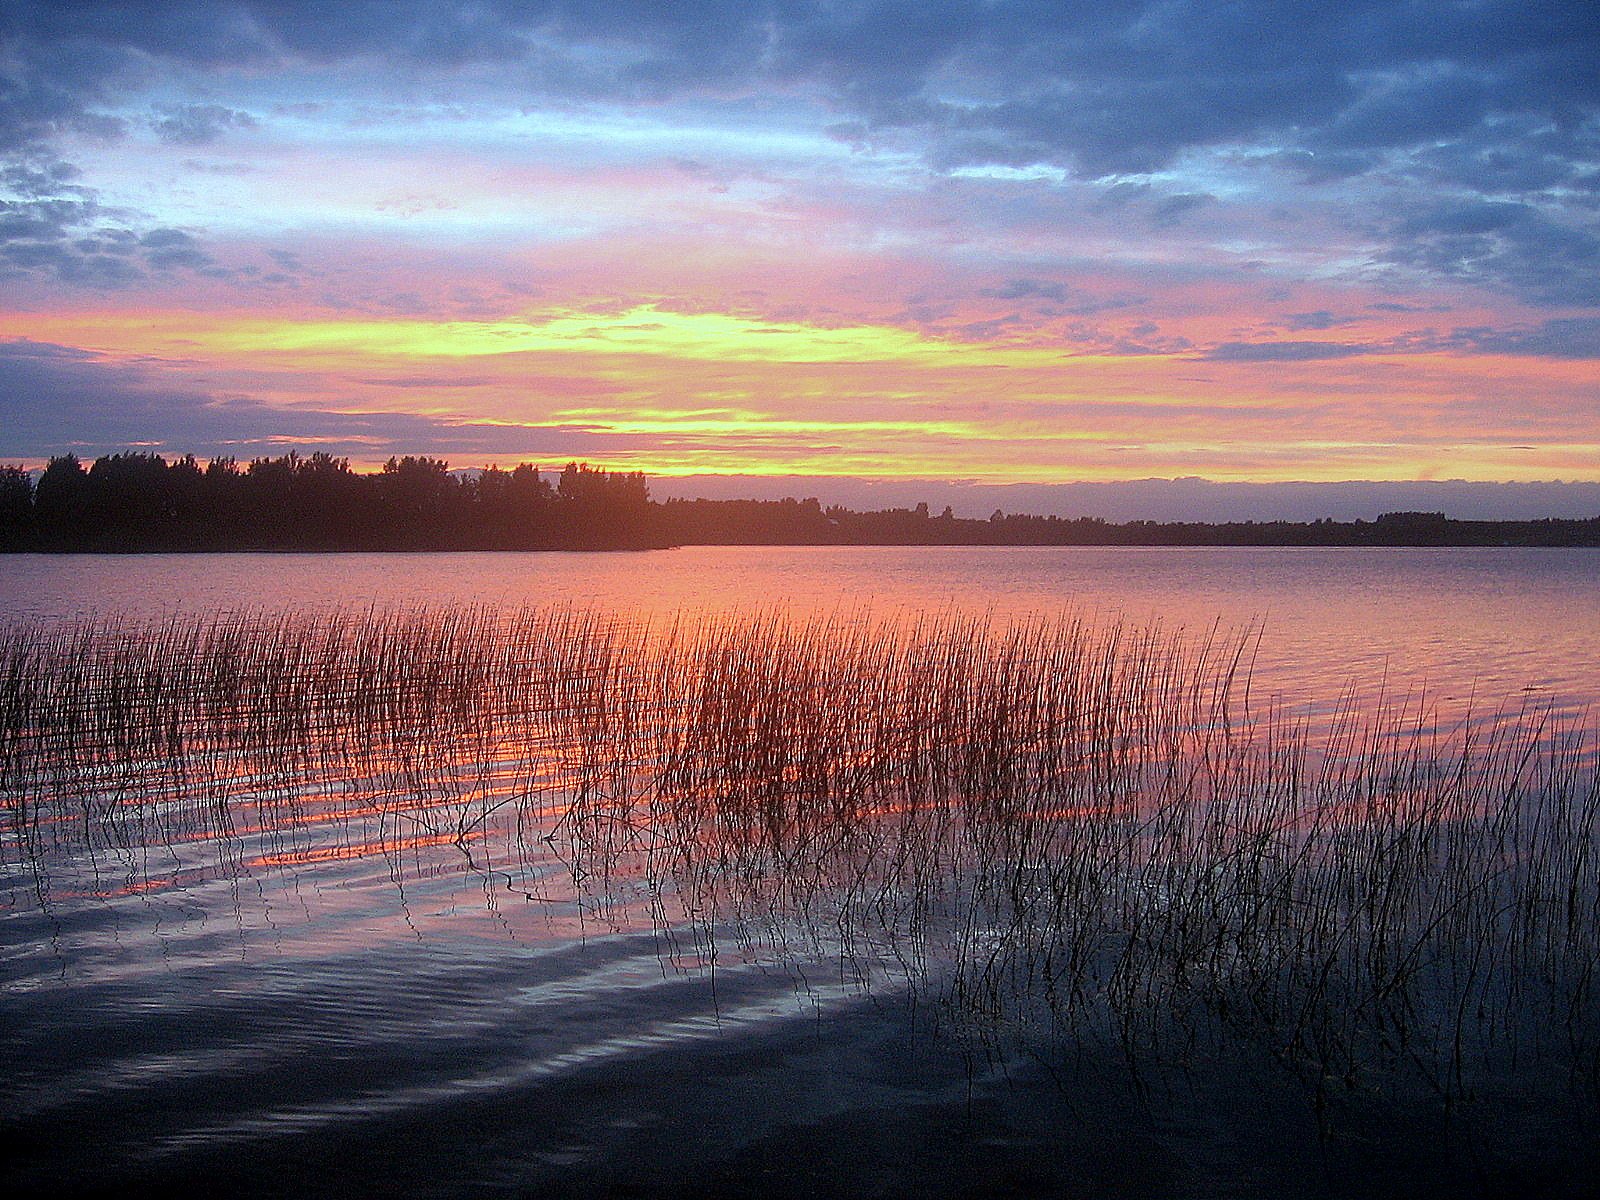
6, 544, 1600, 709
3, 548, 1598, 1198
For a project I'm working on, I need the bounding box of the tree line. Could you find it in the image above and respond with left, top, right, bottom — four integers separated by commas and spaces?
3, 452, 1599, 550
659, 497, 1600, 547
0, 453, 658, 550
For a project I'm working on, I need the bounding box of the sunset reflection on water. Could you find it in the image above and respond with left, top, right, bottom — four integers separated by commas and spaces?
4, 546, 1598, 713
3, 560, 1599, 1198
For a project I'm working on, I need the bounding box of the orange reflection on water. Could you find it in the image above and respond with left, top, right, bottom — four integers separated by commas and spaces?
121, 876, 180, 895
248, 830, 485, 870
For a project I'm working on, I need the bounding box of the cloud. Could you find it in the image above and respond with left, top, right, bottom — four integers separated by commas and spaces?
0, 160, 227, 283
138, 226, 214, 270
1, 2, 1595, 310
0, 158, 120, 280
1060, 319, 1192, 356
1384, 199, 1600, 307
1449, 318, 1600, 360
1203, 341, 1372, 362
0, 337, 657, 462
1150, 193, 1213, 228
1204, 319, 1600, 361
1311, 66, 1489, 154
1282, 311, 1357, 332
976, 277, 1146, 317
4, 3, 1594, 171
0, 153, 232, 286
983, 277, 1068, 303
151, 103, 256, 145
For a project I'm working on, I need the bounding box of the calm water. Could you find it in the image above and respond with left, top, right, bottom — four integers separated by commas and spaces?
4, 548, 1599, 1199
4, 545, 1599, 709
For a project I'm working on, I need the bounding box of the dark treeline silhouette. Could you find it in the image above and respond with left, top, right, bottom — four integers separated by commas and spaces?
656, 497, 1600, 547
3, 452, 1599, 550
1, 453, 658, 550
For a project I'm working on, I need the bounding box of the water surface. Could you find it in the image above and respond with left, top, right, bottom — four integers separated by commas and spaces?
6, 545, 1598, 708
4, 549, 1598, 1198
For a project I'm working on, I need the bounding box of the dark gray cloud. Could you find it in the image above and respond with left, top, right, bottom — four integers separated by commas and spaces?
1064, 320, 1192, 356
1383, 199, 1600, 307
1150, 193, 1213, 228
0, 338, 653, 462
1206, 317, 1600, 361
1, 2, 1596, 305
0, 159, 226, 284
1406, 119, 1591, 195
0, 157, 118, 280
1447, 318, 1600, 360
1283, 311, 1358, 332
1204, 341, 1372, 362
1310, 67, 1489, 154
138, 226, 214, 271
4, 2, 1595, 167
152, 103, 256, 145
975, 277, 1146, 317
0, 133, 246, 284
983, 277, 1067, 303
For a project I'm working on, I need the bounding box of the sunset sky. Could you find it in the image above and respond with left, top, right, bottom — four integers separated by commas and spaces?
2, 2, 1597, 516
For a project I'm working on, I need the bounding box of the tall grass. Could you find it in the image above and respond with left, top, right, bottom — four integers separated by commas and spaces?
2, 605, 1595, 1108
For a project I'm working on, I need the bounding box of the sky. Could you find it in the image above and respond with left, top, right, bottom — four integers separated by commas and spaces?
2, 1, 1598, 518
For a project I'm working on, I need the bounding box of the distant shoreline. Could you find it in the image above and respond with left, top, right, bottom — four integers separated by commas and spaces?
5, 452, 1598, 551
8, 513, 1600, 552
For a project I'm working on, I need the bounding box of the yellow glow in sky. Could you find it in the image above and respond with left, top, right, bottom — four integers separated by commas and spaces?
153, 306, 1046, 366
4, 302, 1595, 485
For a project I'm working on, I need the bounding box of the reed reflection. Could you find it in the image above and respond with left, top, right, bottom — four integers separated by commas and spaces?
3, 604, 1597, 1119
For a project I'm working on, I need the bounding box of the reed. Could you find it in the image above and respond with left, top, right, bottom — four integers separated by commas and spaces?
2, 604, 1595, 1108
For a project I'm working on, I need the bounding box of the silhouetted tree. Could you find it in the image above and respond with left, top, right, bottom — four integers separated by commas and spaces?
556, 461, 651, 546
379, 456, 462, 546
34, 454, 89, 540
85, 452, 188, 539
292, 453, 362, 545
0, 465, 32, 543
8, 447, 1598, 551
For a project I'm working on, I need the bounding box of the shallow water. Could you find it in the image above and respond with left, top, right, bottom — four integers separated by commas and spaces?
5, 545, 1599, 712
4, 551, 1599, 1198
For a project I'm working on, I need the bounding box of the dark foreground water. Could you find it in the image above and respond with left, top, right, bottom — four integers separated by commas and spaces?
9, 849, 1597, 1199
4, 549, 1600, 1198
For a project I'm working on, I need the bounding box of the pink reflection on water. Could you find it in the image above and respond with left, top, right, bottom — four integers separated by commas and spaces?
3, 546, 1596, 713
2, 579, 1595, 1001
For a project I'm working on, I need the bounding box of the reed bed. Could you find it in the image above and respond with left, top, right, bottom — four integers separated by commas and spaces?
2, 604, 1596, 1109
